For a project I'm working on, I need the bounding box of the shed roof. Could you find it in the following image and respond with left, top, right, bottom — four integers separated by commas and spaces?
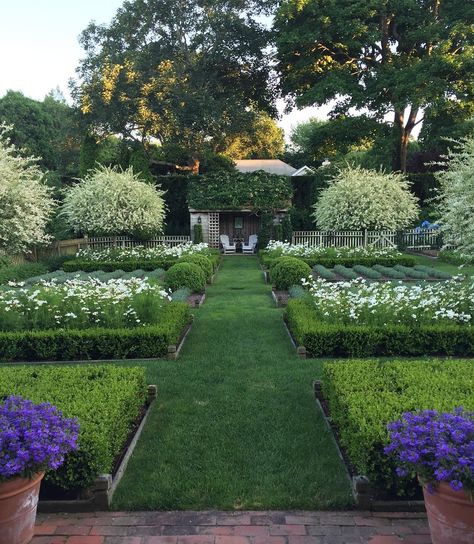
235, 159, 297, 176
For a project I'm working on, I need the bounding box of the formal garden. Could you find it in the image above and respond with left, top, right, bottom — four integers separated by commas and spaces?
1, 0, 474, 543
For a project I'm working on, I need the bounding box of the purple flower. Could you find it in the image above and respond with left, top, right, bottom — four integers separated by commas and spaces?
0, 396, 79, 481
385, 408, 474, 495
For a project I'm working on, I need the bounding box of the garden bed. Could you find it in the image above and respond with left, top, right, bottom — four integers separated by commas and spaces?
0, 365, 154, 510
318, 359, 474, 504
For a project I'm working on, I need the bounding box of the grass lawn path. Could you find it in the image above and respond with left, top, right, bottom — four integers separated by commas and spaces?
112, 256, 353, 510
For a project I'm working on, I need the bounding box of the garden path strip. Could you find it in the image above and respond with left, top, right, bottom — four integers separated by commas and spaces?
111, 256, 353, 510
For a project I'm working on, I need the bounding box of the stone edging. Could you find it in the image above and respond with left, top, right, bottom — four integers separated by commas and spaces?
38, 385, 157, 513
313, 380, 425, 512
282, 316, 307, 359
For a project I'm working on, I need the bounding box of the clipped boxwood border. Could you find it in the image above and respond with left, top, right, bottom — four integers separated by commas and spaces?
284, 299, 474, 357
0, 302, 192, 362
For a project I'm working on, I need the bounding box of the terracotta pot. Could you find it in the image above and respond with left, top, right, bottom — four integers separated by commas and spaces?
423, 480, 474, 544
0, 473, 44, 544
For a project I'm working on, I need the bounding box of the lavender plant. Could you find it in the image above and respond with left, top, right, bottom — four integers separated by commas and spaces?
385, 408, 474, 497
0, 396, 79, 481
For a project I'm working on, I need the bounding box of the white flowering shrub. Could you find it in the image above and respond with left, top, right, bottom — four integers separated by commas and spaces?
0, 277, 171, 331
0, 125, 55, 254
75, 242, 210, 262
61, 166, 166, 238
312, 166, 419, 230
265, 240, 402, 258
302, 276, 471, 326
434, 138, 474, 257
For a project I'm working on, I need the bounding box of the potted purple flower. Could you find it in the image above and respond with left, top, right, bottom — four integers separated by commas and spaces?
0, 396, 79, 544
385, 407, 474, 544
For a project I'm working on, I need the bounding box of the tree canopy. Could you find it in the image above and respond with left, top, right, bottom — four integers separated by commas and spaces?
73, 0, 277, 169
275, 0, 474, 172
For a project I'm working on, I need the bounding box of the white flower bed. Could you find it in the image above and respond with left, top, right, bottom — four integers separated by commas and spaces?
76, 242, 209, 262
301, 276, 472, 326
265, 240, 401, 258
0, 277, 171, 331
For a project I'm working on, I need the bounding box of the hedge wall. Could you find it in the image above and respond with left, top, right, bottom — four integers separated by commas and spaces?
154, 175, 191, 235
0, 365, 147, 491
321, 359, 474, 497
0, 302, 191, 362
285, 299, 474, 357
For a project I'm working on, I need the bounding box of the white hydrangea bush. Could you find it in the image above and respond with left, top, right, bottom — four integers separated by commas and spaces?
313, 166, 419, 230
0, 125, 55, 254
434, 138, 474, 256
61, 165, 166, 238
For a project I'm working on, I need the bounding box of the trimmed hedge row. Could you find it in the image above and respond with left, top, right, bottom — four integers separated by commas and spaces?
0, 365, 147, 491
0, 302, 191, 362
285, 299, 474, 357
260, 252, 416, 270
63, 258, 176, 272
321, 359, 474, 497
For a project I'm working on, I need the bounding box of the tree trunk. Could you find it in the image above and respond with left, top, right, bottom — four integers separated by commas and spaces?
392, 107, 419, 173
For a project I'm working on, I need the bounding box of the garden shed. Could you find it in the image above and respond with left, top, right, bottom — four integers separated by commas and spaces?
187, 170, 293, 249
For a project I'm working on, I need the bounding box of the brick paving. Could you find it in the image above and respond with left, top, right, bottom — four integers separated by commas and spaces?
33, 510, 431, 544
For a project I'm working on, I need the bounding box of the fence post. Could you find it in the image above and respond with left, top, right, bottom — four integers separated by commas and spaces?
363, 229, 368, 247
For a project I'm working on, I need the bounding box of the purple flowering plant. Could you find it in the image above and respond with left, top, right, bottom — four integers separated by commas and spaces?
0, 396, 79, 481
385, 407, 474, 498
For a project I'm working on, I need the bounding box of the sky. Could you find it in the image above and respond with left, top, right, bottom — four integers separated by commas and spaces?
0, 0, 324, 141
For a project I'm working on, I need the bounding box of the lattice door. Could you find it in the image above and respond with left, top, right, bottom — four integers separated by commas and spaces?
208, 212, 220, 248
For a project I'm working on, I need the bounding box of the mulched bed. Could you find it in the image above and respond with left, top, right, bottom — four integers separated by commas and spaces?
186, 293, 205, 307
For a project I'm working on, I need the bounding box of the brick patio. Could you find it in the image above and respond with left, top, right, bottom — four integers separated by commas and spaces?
33, 510, 432, 544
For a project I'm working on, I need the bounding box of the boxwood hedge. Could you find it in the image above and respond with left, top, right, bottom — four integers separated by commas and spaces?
0, 302, 191, 362
0, 365, 147, 491
321, 359, 474, 497
285, 299, 474, 357
63, 258, 177, 273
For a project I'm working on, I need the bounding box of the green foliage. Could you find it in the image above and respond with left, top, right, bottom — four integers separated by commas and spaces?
63, 258, 176, 273
188, 170, 292, 212
153, 175, 190, 235
275, 0, 474, 171
178, 254, 213, 281
413, 265, 452, 280
62, 165, 166, 237
193, 223, 203, 244
321, 359, 474, 497
352, 265, 382, 280
79, 133, 99, 176
285, 299, 474, 357
333, 265, 358, 280
74, 0, 275, 160
270, 257, 312, 290
165, 262, 206, 293
393, 265, 429, 279
434, 138, 474, 254
313, 166, 419, 230
0, 263, 48, 284
281, 215, 293, 242
0, 365, 147, 490
260, 251, 416, 270
290, 171, 331, 230
0, 302, 191, 362
221, 111, 285, 159
257, 212, 275, 249
313, 265, 337, 281
372, 265, 406, 280
171, 287, 192, 302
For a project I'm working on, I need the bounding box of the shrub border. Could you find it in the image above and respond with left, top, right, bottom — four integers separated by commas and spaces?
313, 380, 426, 512
284, 299, 474, 358
0, 304, 193, 363
38, 385, 157, 512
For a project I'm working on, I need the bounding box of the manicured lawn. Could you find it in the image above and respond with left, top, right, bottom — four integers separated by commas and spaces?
410, 253, 474, 276
111, 256, 353, 510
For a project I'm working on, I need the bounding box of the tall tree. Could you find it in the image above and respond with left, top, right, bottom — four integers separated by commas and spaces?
220, 112, 285, 159
275, 0, 474, 172
73, 0, 276, 172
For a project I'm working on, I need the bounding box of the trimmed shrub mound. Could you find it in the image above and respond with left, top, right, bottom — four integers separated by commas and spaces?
270, 257, 312, 290
178, 254, 213, 281
285, 299, 474, 357
0, 302, 191, 361
63, 258, 176, 273
321, 359, 474, 497
0, 365, 147, 491
165, 262, 206, 293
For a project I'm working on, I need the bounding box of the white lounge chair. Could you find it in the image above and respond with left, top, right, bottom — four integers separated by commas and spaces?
242, 234, 258, 254
220, 234, 236, 254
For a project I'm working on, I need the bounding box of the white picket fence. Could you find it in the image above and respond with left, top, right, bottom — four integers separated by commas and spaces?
291, 229, 445, 250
